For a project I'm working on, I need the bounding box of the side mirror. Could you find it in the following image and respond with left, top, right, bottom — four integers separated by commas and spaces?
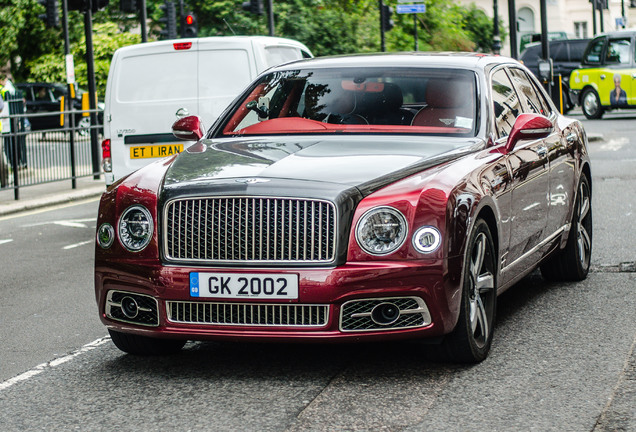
172, 115, 205, 141
505, 113, 553, 153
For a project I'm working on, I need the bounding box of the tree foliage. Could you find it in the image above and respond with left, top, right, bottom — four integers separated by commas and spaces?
1, 0, 508, 97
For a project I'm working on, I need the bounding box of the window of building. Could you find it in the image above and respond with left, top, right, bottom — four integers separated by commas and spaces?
574, 22, 588, 39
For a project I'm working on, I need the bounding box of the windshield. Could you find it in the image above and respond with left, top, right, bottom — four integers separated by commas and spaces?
220, 67, 478, 137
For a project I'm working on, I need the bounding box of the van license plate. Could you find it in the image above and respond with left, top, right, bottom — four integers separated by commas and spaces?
190, 272, 299, 299
130, 144, 184, 159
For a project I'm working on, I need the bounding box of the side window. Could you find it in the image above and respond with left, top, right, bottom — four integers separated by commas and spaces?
508, 68, 549, 116
583, 38, 605, 64
491, 69, 521, 139
606, 38, 631, 64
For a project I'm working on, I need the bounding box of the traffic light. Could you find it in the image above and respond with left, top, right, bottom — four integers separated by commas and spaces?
38, 0, 59, 27
120, 0, 138, 13
381, 4, 394, 32
159, 0, 177, 40
183, 12, 198, 38
242, 0, 264, 15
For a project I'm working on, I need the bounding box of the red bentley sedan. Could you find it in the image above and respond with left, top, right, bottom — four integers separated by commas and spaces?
95, 53, 592, 363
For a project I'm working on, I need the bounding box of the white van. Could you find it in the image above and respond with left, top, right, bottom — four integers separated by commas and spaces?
101, 36, 312, 185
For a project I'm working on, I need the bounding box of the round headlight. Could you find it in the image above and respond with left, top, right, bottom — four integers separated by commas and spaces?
412, 226, 441, 253
97, 223, 115, 249
118, 205, 153, 252
355, 206, 408, 256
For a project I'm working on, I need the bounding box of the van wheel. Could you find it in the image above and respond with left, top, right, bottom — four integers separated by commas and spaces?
581, 88, 604, 119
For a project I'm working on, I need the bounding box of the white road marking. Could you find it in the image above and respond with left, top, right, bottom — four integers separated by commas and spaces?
0, 197, 100, 222
599, 137, 629, 151
23, 217, 95, 228
0, 337, 110, 391
0, 239, 13, 245
63, 240, 93, 250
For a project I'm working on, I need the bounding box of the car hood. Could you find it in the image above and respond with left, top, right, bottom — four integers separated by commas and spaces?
162, 135, 482, 198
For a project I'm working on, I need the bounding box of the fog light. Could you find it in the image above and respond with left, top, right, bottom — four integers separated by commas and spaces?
97, 223, 115, 249
370, 302, 401, 325
412, 226, 441, 253
120, 296, 139, 319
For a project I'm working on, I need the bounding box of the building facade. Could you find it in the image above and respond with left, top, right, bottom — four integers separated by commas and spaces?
461, 0, 636, 56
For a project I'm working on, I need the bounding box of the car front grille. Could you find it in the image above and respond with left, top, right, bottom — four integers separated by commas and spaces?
166, 301, 330, 327
340, 297, 431, 332
164, 197, 337, 264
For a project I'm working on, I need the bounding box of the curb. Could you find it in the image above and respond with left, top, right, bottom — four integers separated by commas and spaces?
0, 186, 105, 217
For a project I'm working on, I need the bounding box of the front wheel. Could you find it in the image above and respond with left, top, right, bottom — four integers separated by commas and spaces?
108, 329, 186, 356
441, 219, 497, 363
581, 88, 604, 119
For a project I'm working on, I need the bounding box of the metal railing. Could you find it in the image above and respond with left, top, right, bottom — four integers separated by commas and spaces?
0, 98, 103, 200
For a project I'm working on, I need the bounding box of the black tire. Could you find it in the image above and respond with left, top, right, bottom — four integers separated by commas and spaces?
540, 173, 592, 282
581, 88, 604, 119
108, 329, 186, 356
441, 219, 497, 363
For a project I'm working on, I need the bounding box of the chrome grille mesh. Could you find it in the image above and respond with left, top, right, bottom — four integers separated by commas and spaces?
164, 197, 336, 263
167, 301, 329, 327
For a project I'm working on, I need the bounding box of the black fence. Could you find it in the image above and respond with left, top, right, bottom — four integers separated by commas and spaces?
0, 94, 103, 200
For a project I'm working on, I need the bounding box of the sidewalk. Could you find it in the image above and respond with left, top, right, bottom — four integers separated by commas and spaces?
0, 176, 106, 217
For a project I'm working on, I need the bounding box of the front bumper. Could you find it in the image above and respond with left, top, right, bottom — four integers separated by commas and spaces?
95, 258, 462, 342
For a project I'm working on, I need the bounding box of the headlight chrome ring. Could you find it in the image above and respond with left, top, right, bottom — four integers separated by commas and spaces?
118, 205, 154, 252
355, 206, 408, 256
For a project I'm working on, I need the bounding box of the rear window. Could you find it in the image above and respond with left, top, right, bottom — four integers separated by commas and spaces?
117, 51, 197, 102
264, 47, 304, 68
198, 49, 252, 98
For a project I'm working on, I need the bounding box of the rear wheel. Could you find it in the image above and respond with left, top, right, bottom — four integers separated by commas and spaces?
441, 219, 497, 363
108, 329, 186, 356
540, 173, 592, 281
581, 88, 604, 119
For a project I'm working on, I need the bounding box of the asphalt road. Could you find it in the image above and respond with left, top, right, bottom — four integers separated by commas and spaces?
0, 111, 634, 431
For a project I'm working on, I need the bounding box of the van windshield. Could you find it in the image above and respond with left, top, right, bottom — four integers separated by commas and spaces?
220, 67, 478, 137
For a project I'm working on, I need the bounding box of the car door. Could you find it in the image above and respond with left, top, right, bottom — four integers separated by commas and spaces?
491, 67, 549, 277
511, 67, 574, 238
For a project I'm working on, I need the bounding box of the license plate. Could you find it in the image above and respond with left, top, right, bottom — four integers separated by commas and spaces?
190, 272, 299, 299
130, 143, 184, 159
